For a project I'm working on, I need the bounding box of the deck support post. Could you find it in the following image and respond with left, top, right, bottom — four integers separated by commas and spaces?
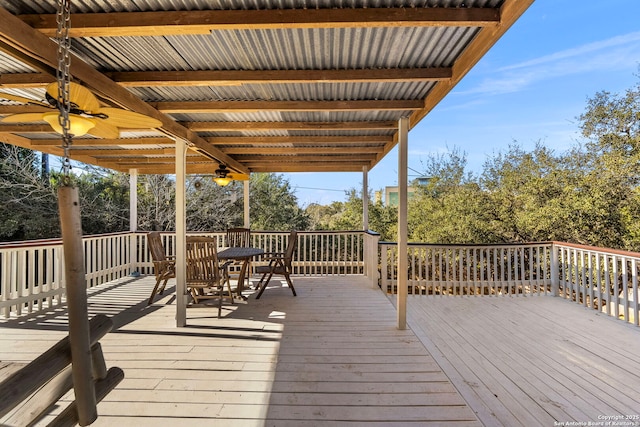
243, 180, 250, 228
363, 166, 369, 231
175, 138, 188, 327
397, 117, 409, 330
551, 242, 559, 296
129, 168, 138, 274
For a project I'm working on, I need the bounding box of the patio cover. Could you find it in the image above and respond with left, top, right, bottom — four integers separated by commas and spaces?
0, 0, 534, 176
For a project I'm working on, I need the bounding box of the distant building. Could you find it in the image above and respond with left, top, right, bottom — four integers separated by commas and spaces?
384, 186, 416, 207
380, 176, 430, 206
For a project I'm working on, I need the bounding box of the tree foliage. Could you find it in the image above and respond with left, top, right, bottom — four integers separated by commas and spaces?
249, 173, 309, 231
0, 144, 58, 240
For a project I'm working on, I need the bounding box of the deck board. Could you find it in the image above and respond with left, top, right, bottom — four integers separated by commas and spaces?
405, 294, 640, 426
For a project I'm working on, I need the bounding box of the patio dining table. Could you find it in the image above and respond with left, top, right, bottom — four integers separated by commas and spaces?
218, 247, 264, 298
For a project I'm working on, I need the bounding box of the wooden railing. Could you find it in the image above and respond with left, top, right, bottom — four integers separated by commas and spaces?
380, 241, 640, 326
1, 230, 376, 319
555, 242, 639, 325
0, 233, 133, 319
3, 233, 638, 325
380, 242, 554, 296
135, 231, 370, 277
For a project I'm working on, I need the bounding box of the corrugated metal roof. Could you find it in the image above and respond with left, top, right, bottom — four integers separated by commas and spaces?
0, 0, 533, 174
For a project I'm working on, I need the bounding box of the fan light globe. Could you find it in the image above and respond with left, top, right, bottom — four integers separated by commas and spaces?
43, 112, 95, 136
213, 176, 232, 187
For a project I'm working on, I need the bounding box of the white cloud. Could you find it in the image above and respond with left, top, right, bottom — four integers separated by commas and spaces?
457, 31, 640, 96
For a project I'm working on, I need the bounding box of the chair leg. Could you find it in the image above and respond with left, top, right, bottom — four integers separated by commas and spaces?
157, 277, 169, 295
255, 272, 274, 299
148, 277, 164, 305
284, 273, 296, 296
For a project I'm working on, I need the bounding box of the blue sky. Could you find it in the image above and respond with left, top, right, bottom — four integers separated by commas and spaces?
285, 0, 640, 206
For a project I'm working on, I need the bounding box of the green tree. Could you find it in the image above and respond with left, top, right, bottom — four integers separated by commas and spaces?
0, 144, 59, 240
73, 167, 130, 234
480, 143, 571, 243
249, 173, 309, 231
137, 174, 176, 232
305, 202, 343, 230
187, 176, 243, 231
574, 75, 640, 250
408, 148, 493, 243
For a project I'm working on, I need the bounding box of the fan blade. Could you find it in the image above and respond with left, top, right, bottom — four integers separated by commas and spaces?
0, 92, 50, 107
97, 108, 163, 129
0, 113, 47, 123
46, 82, 101, 113
227, 173, 250, 181
86, 118, 120, 139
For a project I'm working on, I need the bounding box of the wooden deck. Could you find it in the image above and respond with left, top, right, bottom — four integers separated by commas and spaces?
2, 275, 639, 426
405, 294, 640, 426
0, 275, 479, 426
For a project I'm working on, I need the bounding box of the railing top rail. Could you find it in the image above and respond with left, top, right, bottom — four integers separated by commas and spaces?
380, 241, 554, 249
0, 231, 133, 249
552, 241, 640, 259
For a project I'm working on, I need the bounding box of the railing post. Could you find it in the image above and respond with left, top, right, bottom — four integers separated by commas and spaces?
550, 242, 559, 297
365, 231, 380, 288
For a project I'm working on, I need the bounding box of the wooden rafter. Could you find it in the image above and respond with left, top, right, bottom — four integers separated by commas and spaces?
103, 68, 451, 87
206, 135, 393, 145
29, 137, 174, 146
21, 8, 500, 37
185, 121, 398, 131
221, 147, 380, 155
155, 100, 423, 114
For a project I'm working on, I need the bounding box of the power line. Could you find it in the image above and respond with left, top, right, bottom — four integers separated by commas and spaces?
294, 186, 347, 193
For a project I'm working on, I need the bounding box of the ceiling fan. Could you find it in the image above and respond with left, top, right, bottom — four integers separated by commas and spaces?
213, 165, 250, 186
0, 82, 162, 138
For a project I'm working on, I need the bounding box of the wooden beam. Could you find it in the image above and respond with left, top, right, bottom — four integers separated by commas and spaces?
0, 124, 53, 133
69, 148, 175, 156
129, 163, 233, 175
29, 137, 175, 146
156, 100, 423, 113
207, 135, 393, 145
0, 7, 248, 175
0, 73, 54, 88
222, 147, 379, 155
21, 8, 501, 37
184, 121, 398, 131
0, 106, 51, 115
104, 68, 451, 87
237, 154, 378, 162
248, 163, 370, 173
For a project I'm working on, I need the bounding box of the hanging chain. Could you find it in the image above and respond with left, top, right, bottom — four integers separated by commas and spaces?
56, 0, 72, 179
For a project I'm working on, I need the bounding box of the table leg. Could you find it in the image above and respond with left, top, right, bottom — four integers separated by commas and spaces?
236, 258, 249, 299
